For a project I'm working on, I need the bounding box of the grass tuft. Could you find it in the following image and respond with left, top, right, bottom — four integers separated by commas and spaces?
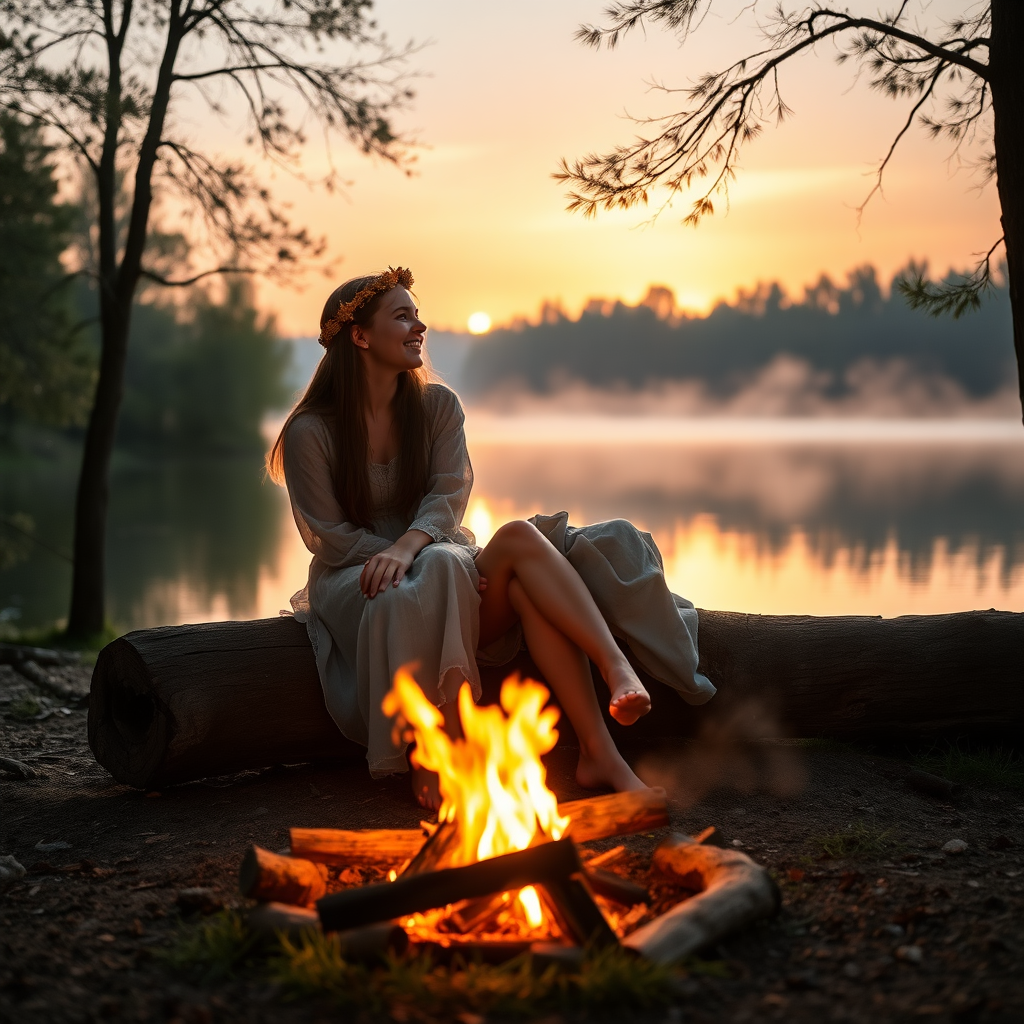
163, 920, 688, 1016
162, 910, 266, 982
914, 742, 1024, 792
815, 820, 897, 860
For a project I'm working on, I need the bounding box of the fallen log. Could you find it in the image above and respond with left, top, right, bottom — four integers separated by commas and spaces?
89, 611, 1024, 788
289, 828, 427, 869
238, 845, 328, 905
623, 833, 779, 964
316, 838, 582, 933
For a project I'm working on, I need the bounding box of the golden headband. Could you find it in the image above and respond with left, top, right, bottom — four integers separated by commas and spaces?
318, 266, 415, 348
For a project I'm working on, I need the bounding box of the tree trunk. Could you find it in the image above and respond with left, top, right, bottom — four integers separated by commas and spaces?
990, 0, 1024, 425
66, 296, 132, 638
88, 611, 1024, 790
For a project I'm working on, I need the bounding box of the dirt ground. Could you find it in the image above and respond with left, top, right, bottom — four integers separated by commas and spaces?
1, 656, 1022, 1024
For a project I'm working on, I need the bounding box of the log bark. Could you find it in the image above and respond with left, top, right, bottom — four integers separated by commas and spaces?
89, 610, 1024, 789
238, 845, 328, 905
560, 789, 669, 842
539, 874, 619, 949
623, 833, 779, 964
289, 828, 427, 869
316, 838, 582, 933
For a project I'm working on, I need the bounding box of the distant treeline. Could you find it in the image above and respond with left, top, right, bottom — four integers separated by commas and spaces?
461, 266, 1015, 400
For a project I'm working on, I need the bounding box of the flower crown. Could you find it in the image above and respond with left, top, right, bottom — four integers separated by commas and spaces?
318, 266, 415, 348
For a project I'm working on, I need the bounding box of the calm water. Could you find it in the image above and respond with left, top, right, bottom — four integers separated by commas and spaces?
3, 416, 1023, 631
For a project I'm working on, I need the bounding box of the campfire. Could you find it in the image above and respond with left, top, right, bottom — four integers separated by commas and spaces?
237, 671, 779, 965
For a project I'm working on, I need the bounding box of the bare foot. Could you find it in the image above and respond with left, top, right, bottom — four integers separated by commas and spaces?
575, 744, 649, 793
607, 663, 651, 726
411, 765, 441, 811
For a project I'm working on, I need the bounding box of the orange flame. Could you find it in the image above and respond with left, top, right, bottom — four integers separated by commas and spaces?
382, 667, 569, 869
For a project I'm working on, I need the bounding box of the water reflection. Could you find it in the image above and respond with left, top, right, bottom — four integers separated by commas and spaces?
2, 418, 1023, 629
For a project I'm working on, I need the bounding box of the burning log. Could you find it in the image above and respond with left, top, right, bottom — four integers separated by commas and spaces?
317, 838, 583, 933
623, 833, 780, 964
560, 789, 668, 843
289, 828, 426, 869
399, 820, 461, 876
290, 789, 670, 879
238, 845, 328, 905
539, 875, 619, 948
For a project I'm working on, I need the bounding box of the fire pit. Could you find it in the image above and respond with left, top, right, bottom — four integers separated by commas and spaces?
237, 671, 779, 965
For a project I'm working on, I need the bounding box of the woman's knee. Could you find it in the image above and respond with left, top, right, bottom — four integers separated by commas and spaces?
490, 519, 548, 556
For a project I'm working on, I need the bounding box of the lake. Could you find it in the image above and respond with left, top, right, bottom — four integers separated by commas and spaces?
2, 415, 1023, 631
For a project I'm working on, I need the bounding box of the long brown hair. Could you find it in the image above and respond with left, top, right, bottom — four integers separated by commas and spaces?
267, 275, 431, 528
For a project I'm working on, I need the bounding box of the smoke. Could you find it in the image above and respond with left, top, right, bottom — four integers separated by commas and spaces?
634, 701, 807, 809
469, 355, 1020, 419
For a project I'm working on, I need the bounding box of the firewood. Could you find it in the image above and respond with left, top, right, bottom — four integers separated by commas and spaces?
539, 875, 619, 948
89, 612, 1024, 789
246, 903, 408, 962
582, 845, 626, 868
289, 828, 426, 868
623, 833, 779, 964
583, 867, 648, 907
238, 845, 328, 905
247, 901, 319, 938
409, 938, 533, 966
292, 790, 666, 877
560, 789, 669, 843
317, 838, 583, 933
399, 819, 461, 875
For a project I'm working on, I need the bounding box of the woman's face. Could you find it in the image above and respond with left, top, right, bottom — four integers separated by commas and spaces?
351, 286, 426, 373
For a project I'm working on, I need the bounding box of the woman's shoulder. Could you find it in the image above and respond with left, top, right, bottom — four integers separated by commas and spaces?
423, 381, 464, 420
284, 410, 331, 457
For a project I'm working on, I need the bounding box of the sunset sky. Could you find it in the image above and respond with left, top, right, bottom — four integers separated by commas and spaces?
218, 0, 1001, 336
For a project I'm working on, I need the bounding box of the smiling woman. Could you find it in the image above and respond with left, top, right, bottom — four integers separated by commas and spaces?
266, 268, 714, 811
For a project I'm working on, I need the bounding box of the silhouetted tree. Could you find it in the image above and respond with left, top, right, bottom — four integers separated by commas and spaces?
0, 112, 93, 432
558, 2, 1024, 422
0, 1, 412, 637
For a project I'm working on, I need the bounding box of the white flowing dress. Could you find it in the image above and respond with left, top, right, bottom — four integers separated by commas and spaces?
284, 383, 715, 776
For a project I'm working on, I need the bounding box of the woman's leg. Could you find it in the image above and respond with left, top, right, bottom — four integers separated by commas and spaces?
476, 521, 651, 725
507, 578, 646, 791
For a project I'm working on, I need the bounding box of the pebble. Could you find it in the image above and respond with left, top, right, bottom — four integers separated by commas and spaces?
942, 839, 968, 854
176, 887, 224, 915
34, 840, 72, 852
0, 854, 27, 885
842, 962, 862, 979
896, 945, 924, 964
731, 839, 744, 847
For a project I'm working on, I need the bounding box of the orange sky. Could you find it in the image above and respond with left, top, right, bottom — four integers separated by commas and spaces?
219, 1, 1001, 336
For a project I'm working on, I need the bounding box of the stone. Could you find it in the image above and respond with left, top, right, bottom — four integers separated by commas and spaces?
942, 839, 968, 854
896, 945, 924, 964
176, 887, 223, 915
0, 855, 27, 885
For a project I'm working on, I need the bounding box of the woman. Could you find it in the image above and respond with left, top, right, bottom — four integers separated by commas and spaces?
268, 267, 715, 808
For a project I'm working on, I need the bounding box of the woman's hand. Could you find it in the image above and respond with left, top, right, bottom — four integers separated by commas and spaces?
360, 530, 433, 597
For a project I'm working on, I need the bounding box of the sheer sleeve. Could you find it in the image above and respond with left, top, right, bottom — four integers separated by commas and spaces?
407, 386, 474, 544
282, 413, 391, 568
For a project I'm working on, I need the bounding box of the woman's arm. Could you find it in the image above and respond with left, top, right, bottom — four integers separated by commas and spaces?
282, 414, 392, 569
360, 387, 477, 598
406, 387, 474, 543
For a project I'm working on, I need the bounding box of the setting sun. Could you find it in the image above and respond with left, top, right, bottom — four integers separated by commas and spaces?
467, 311, 492, 335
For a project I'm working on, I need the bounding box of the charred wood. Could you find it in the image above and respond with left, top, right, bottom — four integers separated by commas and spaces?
316, 838, 582, 933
